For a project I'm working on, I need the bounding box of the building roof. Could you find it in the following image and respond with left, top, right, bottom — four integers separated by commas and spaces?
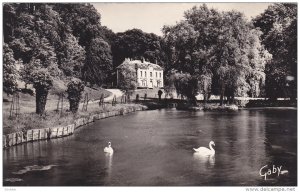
116, 58, 163, 70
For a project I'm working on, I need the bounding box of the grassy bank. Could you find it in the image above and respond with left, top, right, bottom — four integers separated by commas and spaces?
3, 86, 111, 114
3, 102, 145, 135
3, 87, 144, 135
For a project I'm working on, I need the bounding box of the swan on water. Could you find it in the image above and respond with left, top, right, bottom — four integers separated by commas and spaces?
104, 142, 114, 154
193, 141, 215, 156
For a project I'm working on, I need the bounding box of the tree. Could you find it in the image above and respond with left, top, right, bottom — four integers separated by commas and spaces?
4, 4, 61, 114
117, 63, 137, 94
28, 66, 53, 115
162, 21, 199, 74
164, 70, 177, 99
198, 74, 212, 104
3, 4, 18, 43
83, 37, 113, 86
53, 3, 113, 86
66, 78, 85, 113
163, 4, 271, 105
3, 43, 19, 95
53, 3, 102, 47
165, 70, 199, 104
60, 33, 86, 77
112, 29, 166, 69
253, 3, 297, 100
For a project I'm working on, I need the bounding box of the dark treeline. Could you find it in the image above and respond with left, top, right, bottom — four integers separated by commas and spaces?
3, 3, 297, 113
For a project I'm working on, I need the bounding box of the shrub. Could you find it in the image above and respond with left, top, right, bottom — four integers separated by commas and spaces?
66, 79, 85, 113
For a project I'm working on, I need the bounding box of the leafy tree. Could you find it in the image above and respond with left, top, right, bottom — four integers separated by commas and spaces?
198, 74, 212, 104
163, 4, 271, 105
66, 78, 85, 113
3, 43, 19, 95
83, 37, 113, 86
3, 4, 18, 43
165, 70, 199, 104
253, 3, 297, 100
4, 4, 62, 114
164, 70, 177, 98
117, 62, 137, 94
98, 26, 117, 45
53, 3, 102, 47
112, 29, 166, 69
174, 72, 199, 105
162, 21, 199, 74
60, 33, 86, 77
53, 3, 113, 86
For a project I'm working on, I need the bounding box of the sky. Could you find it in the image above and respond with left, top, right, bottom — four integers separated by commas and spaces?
93, 3, 271, 36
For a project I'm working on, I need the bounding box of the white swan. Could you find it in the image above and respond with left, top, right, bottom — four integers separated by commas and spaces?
104, 142, 114, 154
193, 141, 215, 156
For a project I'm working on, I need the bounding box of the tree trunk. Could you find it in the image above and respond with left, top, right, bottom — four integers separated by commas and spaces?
36, 87, 48, 115
69, 97, 80, 113
231, 95, 235, 105
219, 82, 225, 106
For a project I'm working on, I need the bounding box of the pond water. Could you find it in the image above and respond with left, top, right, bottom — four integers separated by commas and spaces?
3, 108, 297, 186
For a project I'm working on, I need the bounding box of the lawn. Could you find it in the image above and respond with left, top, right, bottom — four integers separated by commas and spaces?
3, 86, 111, 114
2, 86, 116, 134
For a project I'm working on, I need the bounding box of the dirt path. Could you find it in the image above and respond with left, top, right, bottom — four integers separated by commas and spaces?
104, 89, 124, 102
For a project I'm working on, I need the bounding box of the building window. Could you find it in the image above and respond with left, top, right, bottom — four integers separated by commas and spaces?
145, 71, 147, 77
156, 72, 157, 77
140, 71, 142, 77
160, 73, 161, 78
150, 72, 152, 77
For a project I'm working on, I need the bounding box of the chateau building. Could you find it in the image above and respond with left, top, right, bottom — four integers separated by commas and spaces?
116, 58, 164, 89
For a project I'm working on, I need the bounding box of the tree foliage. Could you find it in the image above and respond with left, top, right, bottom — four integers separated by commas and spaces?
117, 63, 137, 93
253, 3, 297, 100
173, 72, 199, 105
3, 3, 114, 114
60, 33, 86, 77
53, 3, 113, 86
3, 43, 19, 95
112, 29, 166, 69
163, 4, 271, 105
83, 37, 113, 86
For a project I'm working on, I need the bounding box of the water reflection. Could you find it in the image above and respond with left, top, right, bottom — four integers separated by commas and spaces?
104, 153, 113, 181
193, 153, 215, 167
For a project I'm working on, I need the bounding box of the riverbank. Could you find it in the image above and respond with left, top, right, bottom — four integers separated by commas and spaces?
3, 103, 147, 148
4, 91, 296, 148
135, 98, 296, 111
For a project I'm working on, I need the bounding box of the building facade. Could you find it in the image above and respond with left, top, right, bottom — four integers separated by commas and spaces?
117, 58, 164, 89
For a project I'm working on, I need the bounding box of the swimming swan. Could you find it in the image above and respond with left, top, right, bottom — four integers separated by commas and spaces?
104, 142, 114, 154
193, 141, 215, 156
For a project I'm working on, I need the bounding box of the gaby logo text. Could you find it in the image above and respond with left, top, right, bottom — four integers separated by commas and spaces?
259, 165, 282, 180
